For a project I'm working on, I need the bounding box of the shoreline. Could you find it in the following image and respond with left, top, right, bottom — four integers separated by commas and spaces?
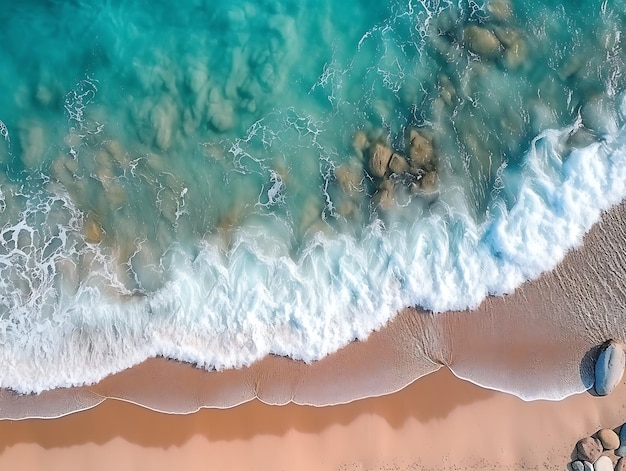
2, 200, 626, 418
1, 367, 625, 470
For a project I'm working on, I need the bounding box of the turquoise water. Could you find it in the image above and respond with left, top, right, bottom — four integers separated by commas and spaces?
1, 0, 626, 394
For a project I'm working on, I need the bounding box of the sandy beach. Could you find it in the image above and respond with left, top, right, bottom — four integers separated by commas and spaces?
1, 366, 625, 471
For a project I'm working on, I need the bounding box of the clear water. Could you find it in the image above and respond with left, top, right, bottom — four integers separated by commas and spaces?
1, 0, 626, 394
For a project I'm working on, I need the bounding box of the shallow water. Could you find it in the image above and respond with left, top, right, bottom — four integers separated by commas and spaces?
0, 0, 626, 402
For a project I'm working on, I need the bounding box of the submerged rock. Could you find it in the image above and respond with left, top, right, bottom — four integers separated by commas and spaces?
487, 0, 513, 22
463, 25, 502, 58
494, 27, 527, 69
594, 340, 625, 396
616, 425, 626, 456
373, 179, 395, 210
18, 122, 46, 169
352, 131, 370, 158
373, 188, 393, 210
576, 436, 602, 463
83, 216, 103, 244
369, 142, 393, 178
597, 429, 620, 450
439, 74, 457, 107
406, 129, 435, 168
420, 171, 439, 194
335, 163, 363, 197
593, 455, 613, 471
389, 153, 410, 174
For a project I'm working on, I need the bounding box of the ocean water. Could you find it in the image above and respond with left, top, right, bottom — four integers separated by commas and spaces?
0, 0, 626, 401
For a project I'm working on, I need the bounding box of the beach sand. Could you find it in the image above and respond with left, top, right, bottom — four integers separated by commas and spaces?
1, 196, 626, 470
1, 366, 625, 471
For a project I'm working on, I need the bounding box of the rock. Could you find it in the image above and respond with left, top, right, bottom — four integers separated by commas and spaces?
494, 27, 527, 69
35, 85, 55, 107
51, 155, 78, 188
208, 100, 235, 132
83, 217, 103, 244
352, 131, 370, 157
389, 153, 410, 174
493, 27, 521, 49
369, 142, 393, 178
335, 163, 363, 196
570, 461, 584, 471
420, 171, 439, 194
373, 188, 393, 210
576, 437, 603, 463
487, 0, 513, 21
596, 429, 620, 450
571, 461, 588, 471
566, 126, 596, 149
337, 199, 357, 218
581, 96, 618, 136
463, 25, 502, 58
616, 457, 626, 471
593, 455, 613, 471
104, 140, 127, 166
616, 425, 626, 456
439, 74, 457, 107
407, 129, 434, 167
582, 461, 594, 471
19, 122, 46, 169
374, 179, 395, 209
151, 97, 178, 150
207, 88, 235, 133
594, 340, 625, 396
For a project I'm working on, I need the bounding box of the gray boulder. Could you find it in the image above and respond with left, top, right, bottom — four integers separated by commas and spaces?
616, 425, 626, 456
594, 340, 625, 396
570, 461, 584, 471
576, 437, 603, 463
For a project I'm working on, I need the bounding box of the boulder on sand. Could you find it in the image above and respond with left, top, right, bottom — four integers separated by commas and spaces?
594, 339, 625, 396
569, 460, 584, 471
616, 424, 626, 456
570, 461, 593, 471
616, 457, 626, 471
593, 455, 613, 471
576, 436, 602, 463
596, 428, 620, 450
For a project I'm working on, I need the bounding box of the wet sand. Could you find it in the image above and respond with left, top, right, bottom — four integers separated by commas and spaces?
1, 367, 626, 470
